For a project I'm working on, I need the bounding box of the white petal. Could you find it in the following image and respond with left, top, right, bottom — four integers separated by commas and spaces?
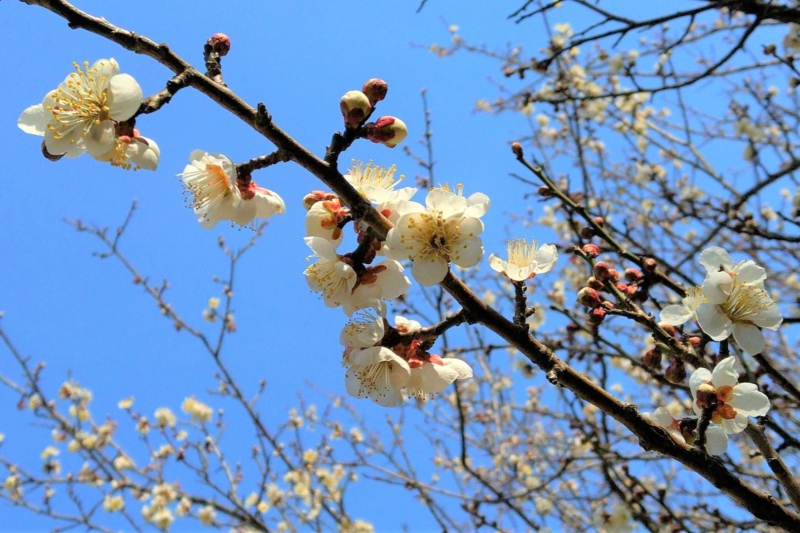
252, 188, 286, 217
488, 254, 506, 274
107, 73, 143, 121
735, 261, 766, 284
304, 236, 337, 260
18, 103, 48, 136
720, 413, 749, 434
464, 192, 490, 218
504, 263, 531, 282
696, 302, 732, 341
751, 302, 783, 330
699, 247, 733, 273
427, 188, 466, 218
533, 244, 558, 273
83, 121, 117, 157
702, 271, 733, 305
732, 323, 765, 356
450, 235, 484, 268
710, 357, 738, 388
729, 383, 770, 417
704, 426, 729, 456
689, 368, 712, 398
412, 256, 449, 286
660, 305, 693, 326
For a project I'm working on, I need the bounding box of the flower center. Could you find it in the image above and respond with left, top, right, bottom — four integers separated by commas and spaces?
47, 61, 109, 140
721, 283, 772, 323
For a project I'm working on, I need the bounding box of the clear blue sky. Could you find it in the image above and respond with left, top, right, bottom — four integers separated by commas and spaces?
0, 1, 561, 530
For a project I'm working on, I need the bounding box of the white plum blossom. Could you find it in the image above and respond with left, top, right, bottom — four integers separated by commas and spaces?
305, 199, 346, 246
304, 237, 358, 308
488, 239, 558, 281
340, 303, 386, 366
695, 247, 782, 355
19, 59, 142, 158
344, 160, 417, 205
343, 259, 411, 316
659, 286, 705, 326
406, 355, 473, 400
181, 150, 240, 229
386, 185, 490, 285
95, 133, 160, 171
644, 406, 729, 456
690, 356, 771, 435
232, 181, 286, 227
345, 347, 410, 407
592, 502, 633, 533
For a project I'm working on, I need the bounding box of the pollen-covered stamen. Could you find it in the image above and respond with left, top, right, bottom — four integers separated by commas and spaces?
348, 160, 404, 192
507, 238, 538, 268
47, 61, 111, 141
182, 164, 235, 212
722, 283, 774, 323
403, 212, 461, 261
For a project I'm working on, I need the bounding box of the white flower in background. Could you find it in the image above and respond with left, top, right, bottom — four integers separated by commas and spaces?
488, 239, 557, 281
406, 354, 473, 400
690, 356, 770, 435
695, 247, 782, 355
659, 286, 705, 326
345, 347, 410, 407
303, 237, 357, 308
386, 185, 490, 285
19, 59, 142, 158
340, 304, 386, 366
94, 133, 160, 171
232, 181, 286, 227
344, 160, 417, 205
644, 406, 728, 456
180, 150, 240, 229
592, 502, 633, 533
343, 259, 411, 316
305, 199, 347, 247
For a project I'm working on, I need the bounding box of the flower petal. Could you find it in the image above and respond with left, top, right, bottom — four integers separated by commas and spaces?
704, 425, 729, 456
689, 368, 712, 398
710, 356, 738, 388
702, 271, 733, 305
732, 323, 765, 356
412, 256, 449, 286
729, 383, 771, 417
450, 235, 484, 268
660, 304, 693, 326
18, 103, 48, 136
107, 73, 143, 121
699, 247, 733, 273
735, 261, 766, 284
696, 302, 732, 341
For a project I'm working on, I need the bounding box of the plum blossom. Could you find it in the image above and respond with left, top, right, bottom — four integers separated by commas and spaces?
592, 502, 633, 533
303, 237, 358, 308
181, 150, 240, 228
695, 247, 782, 355
19, 59, 142, 158
181, 150, 284, 229
305, 198, 347, 246
345, 347, 410, 407
95, 133, 160, 171
644, 406, 728, 455
386, 185, 490, 285
690, 356, 770, 435
405, 354, 473, 400
232, 180, 285, 227
488, 239, 558, 281
344, 160, 417, 205
344, 259, 411, 316
340, 304, 386, 366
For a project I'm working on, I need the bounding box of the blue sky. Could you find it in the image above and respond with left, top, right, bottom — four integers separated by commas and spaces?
0, 1, 560, 530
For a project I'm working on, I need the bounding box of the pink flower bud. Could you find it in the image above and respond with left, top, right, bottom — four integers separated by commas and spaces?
616, 282, 632, 295
643, 258, 657, 273
588, 307, 606, 325
661, 324, 677, 337
579, 226, 595, 239
688, 336, 701, 347
624, 268, 644, 282
302, 191, 339, 211
582, 244, 600, 257
593, 262, 611, 280
362, 78, 388, 105
365, 116, 408, 148
586, 276, 604, 291
209, 33, 231, 56
511, 142, 523, 158
578, 287, 601, 308
593, 216, 605, 227
340, 91, 372, 129
608, 269, 620, 283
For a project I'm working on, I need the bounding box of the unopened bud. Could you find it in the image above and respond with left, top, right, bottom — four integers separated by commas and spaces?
593, 261, 611, 280
643, 258, 658, 273
616, 282, 636, 296
581, 243, 600, 257
340, 91, 372, 129
362, 78, 388, 105
608, 269, 620, 283
209, 33, 231, 56
302, 191, 339, 211
664, 359, 686, 384
579, 226, 595, 239
566, 323, 580, 333
660, 324, 677, 337
688, 336, 701, 347
365, 116, 408, 148
511, 142, 523, 158
587, 276, 604, 291
593, 216, 605, 227
588, 307, 606, 325
790, 78, 800, 89
624, 268, 644, 282
538, 186, 553, 197
763, 44, 776, 55
578, 287, 601, 308
642, 349, 662, 369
